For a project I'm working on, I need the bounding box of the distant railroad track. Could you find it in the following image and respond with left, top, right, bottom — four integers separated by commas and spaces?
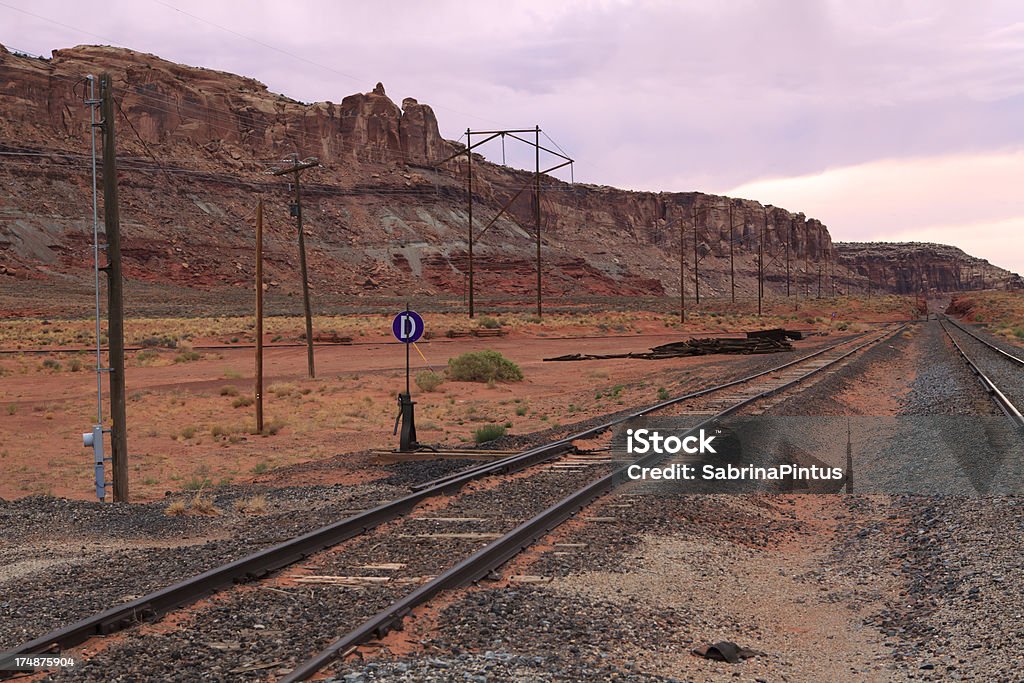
940, 316, 1024, 427
1, 324, 905, 680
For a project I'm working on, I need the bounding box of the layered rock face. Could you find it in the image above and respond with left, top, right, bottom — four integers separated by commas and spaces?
836, 242, 1021, 294
0, 44, 1015, 304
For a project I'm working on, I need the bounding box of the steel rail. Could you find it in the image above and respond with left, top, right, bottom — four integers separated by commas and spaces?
411, 331, 885, 492
940, 318, 1024, 425
0, 327, 895, 672
282, 323, 906, 681
944, 316, 1024, 367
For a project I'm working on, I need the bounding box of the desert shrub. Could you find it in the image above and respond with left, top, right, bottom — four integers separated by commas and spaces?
40, 358, 61, 371
448, 351, 523, 383
251, 461, 269, 474
474, 424, 507, 443
141, 335, 177, 349
262, 418, 286, 436
478, 316, 501, 329
220, 385, 239, 396
657, 387, 670, 400
269, 382, 297, 397
232, 395, 254, 408
136, 350, 160, 364
68, 358, 83, 372
515, 404, 528, 416
180, 426, 197, 440
415, 370, 445, 392
174, 351, 201, 363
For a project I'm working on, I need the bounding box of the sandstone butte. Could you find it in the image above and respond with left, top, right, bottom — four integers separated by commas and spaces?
0, 43, 1019, 301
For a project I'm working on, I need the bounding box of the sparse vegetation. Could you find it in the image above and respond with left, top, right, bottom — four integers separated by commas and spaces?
135, 350, 160, 365
474, 424, 507, 443
657, 387, 670, 400
164, 500, 187, 516
477, 316, 501, 329
189, 493, 220, 516
182, 475, 210, 490
141, 335, 178, 349
232, 395, 254, 408
234, 495, 267, 514
260, 418, 286, 436
174, 351, 201, 363
40, 358, 61, 371
269, 382, 297, 397
415, 370, 445, 392
448, 350, 523, 383
515, 404, 528, 416
220, 385, 239, 396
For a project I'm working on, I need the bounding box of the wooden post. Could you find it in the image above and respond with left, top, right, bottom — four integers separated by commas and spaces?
729, 203, 735, 304
294, 168, 314, 378
535, 125, 542, 318
692, 205, 700, 305
255, 198, 264, 434
467, 129, 474, 318
100, 73, 128, 502
679, 216, 686, 323
272, 156, 319, 377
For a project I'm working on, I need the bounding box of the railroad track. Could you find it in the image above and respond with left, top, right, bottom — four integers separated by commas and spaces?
940, 315, 1024, 427
1, 324, 905, 680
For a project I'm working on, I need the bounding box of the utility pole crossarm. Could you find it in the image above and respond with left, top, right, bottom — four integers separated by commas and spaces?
271, 159, 320, 175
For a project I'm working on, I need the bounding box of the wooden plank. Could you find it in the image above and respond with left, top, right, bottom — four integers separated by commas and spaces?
411, 517, 487, 523
399, 532, 502, 540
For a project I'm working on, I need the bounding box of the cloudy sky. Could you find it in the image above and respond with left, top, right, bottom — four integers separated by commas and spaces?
4, 0, 1024, 273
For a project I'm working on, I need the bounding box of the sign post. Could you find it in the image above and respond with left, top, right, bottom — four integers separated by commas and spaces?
392, 306, 424, 452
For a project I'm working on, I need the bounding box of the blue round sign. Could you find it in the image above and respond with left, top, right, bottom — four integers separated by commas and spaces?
392, 310, 424, 344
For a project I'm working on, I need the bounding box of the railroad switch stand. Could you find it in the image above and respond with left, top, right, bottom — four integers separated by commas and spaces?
394, 392, 419, 452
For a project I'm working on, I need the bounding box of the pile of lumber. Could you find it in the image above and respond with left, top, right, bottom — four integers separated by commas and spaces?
544, 334, 792, 362
746, 328, 803, 342
445, 328, 506, 338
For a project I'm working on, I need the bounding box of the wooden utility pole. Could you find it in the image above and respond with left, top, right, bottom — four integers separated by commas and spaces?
679, 216, 686, 323
466, 129, 474, 318
273, 155, 319, 377
758, 206, 767, 316
254, 198, 264, 434
692, 205, 700, 304
100, 74, 128, 502
786, 218, 793, 297
535, 125, 542, 318
805, 222, 810, 298
817, 225, 823, 298
728, 203, 735, 303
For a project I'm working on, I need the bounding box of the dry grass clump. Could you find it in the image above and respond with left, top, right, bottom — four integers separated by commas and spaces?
164, 492, 220, 516
189, 493, 221, 516
164, 500, 187, 516
234, 495, 267, 514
